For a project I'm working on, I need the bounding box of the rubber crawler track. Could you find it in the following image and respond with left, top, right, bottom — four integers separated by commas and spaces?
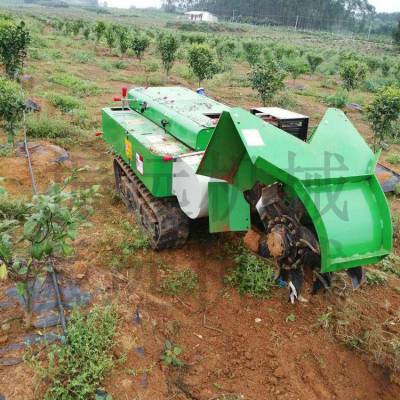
113, 156, 190, 250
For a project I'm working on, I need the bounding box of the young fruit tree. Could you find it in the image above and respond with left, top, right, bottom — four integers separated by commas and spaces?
393, 20, 400, 49
0, 18, 30, 79
83, 25, 91, 41
0, 175, 99, 329
339, 60, 367, 91
187, 44, 219, 87
104, 24, 116, 54
306, 53, 323, 74
249, 61, 286, 106
115, 25, 130, 56
367, 86, 400, 150
157, 34, 179, 79
242, 40, 262, 66
285, 58, 309, 84
131, 34, 150, 61
0, 77, 26, 144
72, 20, 84, 37
94, 20, 106, 43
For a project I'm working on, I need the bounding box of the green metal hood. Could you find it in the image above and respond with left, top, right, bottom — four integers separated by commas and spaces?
197, 108, 392, 273
128, 87, 230, 151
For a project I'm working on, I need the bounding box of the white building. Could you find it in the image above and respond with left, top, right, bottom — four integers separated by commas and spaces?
184, 11, 218, 23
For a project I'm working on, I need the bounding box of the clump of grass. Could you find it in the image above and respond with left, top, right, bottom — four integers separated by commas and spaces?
335, 305, 400, 374
73, 51, 95, 64
379, 254, 400, 278
119, 221, 149, 253
0, 194, 29, 220
316, 311, 333, 329
225, 248, 276, 299
387, 154, 400, 165
50, 73, 101, 97
47, 93, 84, 114
320, 78, 336, 89
365, 269, 388, 286
323, 88, 348, 108
0, 143, 14, 157
112, 60, 129, 70
160, 268, 198, 296
108, 221, 149, 269
26, 114, 79, 139
160, 340, 184, 367
273, 89, 298, 109
27, 306, 117, 400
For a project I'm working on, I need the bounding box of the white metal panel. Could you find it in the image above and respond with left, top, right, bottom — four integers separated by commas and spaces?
172, 153, 219, 219
252, 107, 308, 120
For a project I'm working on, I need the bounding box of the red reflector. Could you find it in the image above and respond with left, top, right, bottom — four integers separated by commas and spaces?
139, 154, 143, 161
113, 96, 121, 102
163, 155, 173, 162
95, 132, 102, 137
122, 87, 128, 97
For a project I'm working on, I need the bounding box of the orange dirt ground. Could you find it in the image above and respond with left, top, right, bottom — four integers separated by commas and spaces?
1, 141, 400, 400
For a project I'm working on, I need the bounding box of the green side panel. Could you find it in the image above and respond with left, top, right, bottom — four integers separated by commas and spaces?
208, 182, 251, 233
102, 107, 191, 197
128, 86, 230, 151
198, 108, 392, 273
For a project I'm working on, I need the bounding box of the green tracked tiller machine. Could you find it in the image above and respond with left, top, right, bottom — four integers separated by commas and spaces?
101, 86, 392, 302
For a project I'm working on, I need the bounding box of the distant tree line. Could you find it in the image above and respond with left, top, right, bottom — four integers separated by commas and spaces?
23, 0, 98, 6
372, 12, 400, 35
165, 0, 378, 32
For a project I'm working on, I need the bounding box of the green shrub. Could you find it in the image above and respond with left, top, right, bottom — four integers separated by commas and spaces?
187, 44, 219, 86
0, 19, 30, 79
104, 24, 116, 53
0, 76, 26, 143
131, 34, 150, 61
306, 53, 323, 74
94, 20, 106, 43
242, 40, 262, 66
0, 194, 28, 220
26, 115, 78, 139
226, 248, 276, 299
323, 89, 348, 109
367, 85, 400, 149
160, 268, 198, 296
157, 33, 179, 78
47, 93, 83, 113
340, 60, 367, 91
28, 306, 117, 400
381, 57, 392, 77
284, 57, 309, 83
249, 60, 286, 106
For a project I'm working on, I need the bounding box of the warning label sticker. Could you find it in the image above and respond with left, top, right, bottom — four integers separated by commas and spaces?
136, 153, 144, 175
125, 138, 132, 159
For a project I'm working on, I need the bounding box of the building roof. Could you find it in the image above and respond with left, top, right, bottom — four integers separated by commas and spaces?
184, 11, 214, 15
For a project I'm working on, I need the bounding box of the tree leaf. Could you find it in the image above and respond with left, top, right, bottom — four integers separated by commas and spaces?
0, 263, 7, 280
16, 282, 26, 297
